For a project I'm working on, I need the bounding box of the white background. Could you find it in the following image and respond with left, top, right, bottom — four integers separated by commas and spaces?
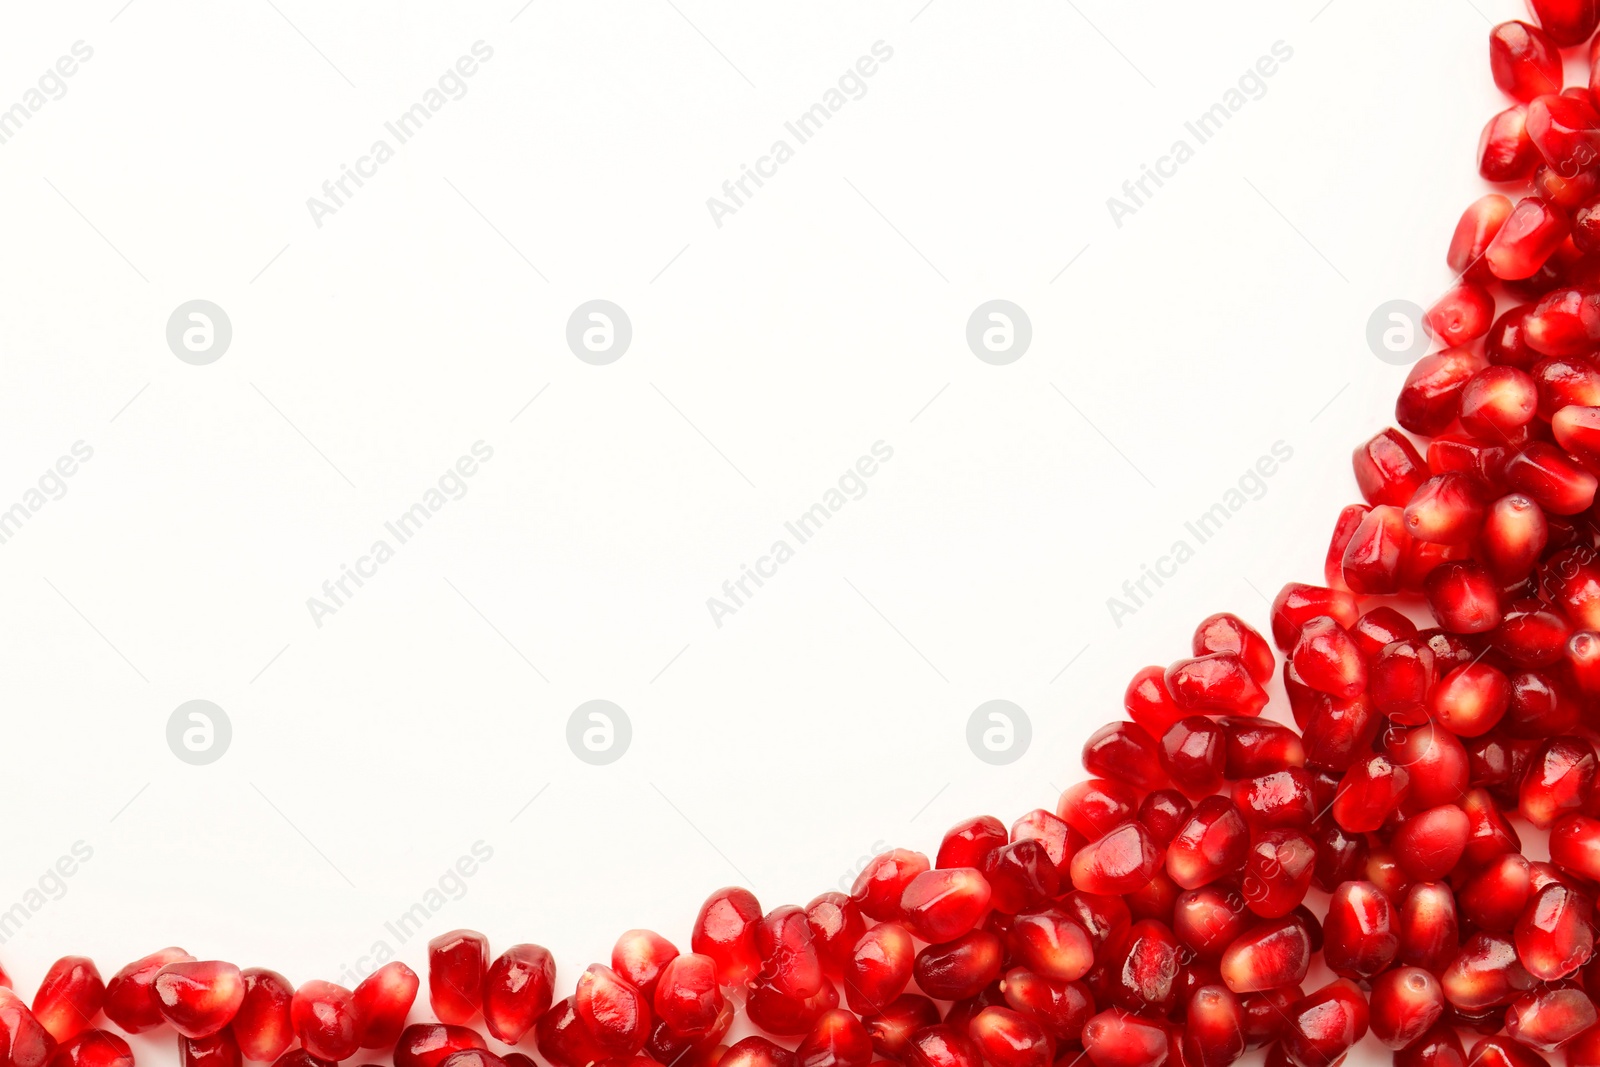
0, 0, 1539, 1061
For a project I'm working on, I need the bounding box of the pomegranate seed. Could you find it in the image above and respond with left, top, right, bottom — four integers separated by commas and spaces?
802, 893, 866, 978
692, 887, 762, 985
1156, 718, 1225, 798
1535, 356, 1600, 416
1464, 786, 1524, 865
861, 994, 937, 1059
1277, 979, 1369, 1067
1553, 404, 1600, 469
1488, 198, 1571, 280
436, 1054, 505, 1067
1520, 736, 1598, 828
649, 953, 723, 1038
1515, 881, 1596, 980
1469, 1037, 1553, 1067
427, 931, 488, 1027
1481, 111, 1542, 183
1339, 504, 1409, 594
574, 965, 648, 1055
1507, 442, 1600, 513
1219, 718, 1304, 777
944, 983, 1006, 1037
1270, 583, 1360, 650
1010, 809, 1077, 883
1071, 822, 1160, 895
999, 969, 1090, 1043
1106, 919, 1180, 1014
1491, 22, 1564, 101
1192, 614, 1274, 684
289, 982, 358, 1063
905, 1026, 981, 1067
1428, 283, 1497, 346
1082, 722, 1167, 792
1529, 0, 1600, 44
1142, 793, 1195, 851
1125, 870, 1178, 925
1526, 288, 1600, 356
482, 945, 554, 1046
938, 817, 1008, 871
1568, 1026, 1600, 1067
1384, 718, 1471, 810
1009, 910, 1093, 983
1325, 505, 1367, 590
1507, 986, 1598, 1051
1399, 882, 1461, 972
722, 1038, 796, 1067
1081, 1009, 1167, 1067
1056, 780, 1140, 841
1239, 830, 1314, 918
1540, 546, 1600, 629
967, 1007, 1051, 1067
397, 1023, 488, 1067
1369, 967, 1445, 1050
1425, 562, 1503, 633
911, 932, 1001, 1003
1311, 819, 1368, 893
0, 988, 54, 1067
1462, 853, 1533, 933
1495, 610, 1573, 669
1442, 933, 1537, 1011
843, 923, 912, 1015
232, 969, 293, 1063
750, 978, 838, 1037
982, 841, 1059, 914
753, 907, 826, 1002
1324, 881, 1398, 980
1489, 304, 1540, 367
349, 961, 418, 1050
1231, 767, 1316, 830
1396, 1023, 1467, 1067
648, 1003, 729, 1067
53, 1032, 132, 1067
1405, 475, 1487, 545
1289, 616, 1366, 700
1124, 666, 1187, 738
1369, 640, 1436, 724
1353, 429, 1430, 508
1181, 986, 1244, 1067
1165, 797, 1249, 889
1164, 654, 1267, 716
1331, 754, 1410, 832
1058, 891, 1131, 954
1393, 803, 1471, 881
1218, 915, 1312, 993
1529, 93, 1600, 175
612, 931, 678, 1002
1432, 661, 1512, 735
103, 948, 192, 1035
1172, 888, 1249, 963
797, 1009, 871, 1067
898, 869, 992, 945
851, 851, 929, 922
31, 959, 102, 1045
1239, 988, 1299, 1050
152, 962, 244, 1040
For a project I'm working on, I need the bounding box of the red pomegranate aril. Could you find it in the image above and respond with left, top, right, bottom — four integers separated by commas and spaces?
1553, 404, 1600, 470
1506, 442, 1600, 513
351, 962, 419, 1050
1125, 666, 1188, 738
1219, 718, 1304, 777
1495, 609, 1573, 669
1520, 736, 1598, 827
1326, 505, 1367, 590
428, 930, 488, 1026
1366, 846, 1410, 904
1172, 887, 1249, 962
53, 1032, 132, 1067
1488, 304, 1540, 368
910, 932, 1001, 1003
1138, 791, 1192, 849
1461, 853, 1533, 933
1071, 821, 1161, 895
1529, 92, 1600, 174
1232, 767, 1315, 830
1428, 283, 1497, 347
1383, 719, 1471, 810
435, 1053, 505, 1067
1516, 881, 1596, 980
1270, 583, 1360, 649
103, 948, 192, 1035
612, 931, 678, 1002
1332, 754, 1410, 833
153, 962, 245, 1040
1010, 910, 1094, 983
938, 816, 1009, 871
1106, 920, 1180, 1015
1165, 797, 1249, 889
797, 1009, 872, 1067
1056, 779, 1140, 842
852, 851, 929, 923
1239, 988, 1298, 1050
31, 959, 102, 1045
1425, 562, 1503, 633
1481, 111, 1542, 183
899, 868, 992, 944
1370, 639, 1436, 723
1219, 915, 1312, 994
692, 886, 762, 985
905, 1025, 981, 1067
754, 906, 826, 1001
1432, 661, 1511, 735
967, 1007, 1052, 1067
746, 978, 837, 1036
1289, 616, 1366, 700
1536, 357, 1600, 417
1082, 722, 1167, 792
1404, 476, 1485, 545
1463, 786, 1523, 864
723, 1037, 797, 1067
1530, 0, 1600, 44
982, 840, 1059, 914
650, 953, 723, 1038
1157, 718, 1225, 798
1278, 979, 1370, 1067
1394, 804, 1471, 881
1312, 819, 1368, 893
1396, 1023, 1467, 1067
1506, 986, 1598, 1051
1370, 967, 1445, 1050
843, 923, 912, 1015
1526, 288, 1600, 355
1010, 809, 1077, 884
861, 994, 938, 1060
1354, 428, 1430, 508
289, 981, 358, 1063
482, 945, 554, 1046
1324, 881, 1399, 980
804, 892, 866, 978
575, 965, 648, 1055
1471, 1037, 1552, 1067
1058, 890, 1132, 954
398, 1023, 489, 1067
233, 969, 293, 1063
1125, 869, 1179, 925
1488, 198, 1571, 280
1081, 1009, 1166, 1067
1399, 882, 1461, 972
1179, 986, 1244, 1067
1442, 933, 1537, 1011
1192, 614, 1274, 684
1240, 830, 1315, 918
1164, 654, 1267, 716
1492, 22, 1564, 101
1540, 546, 1600, 629
1340, 505, 1409, 594
0, 988, 55, 1067
999, 969, 1091, 1043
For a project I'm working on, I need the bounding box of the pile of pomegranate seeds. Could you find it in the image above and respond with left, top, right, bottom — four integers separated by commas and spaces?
18, 6, 1600, 1067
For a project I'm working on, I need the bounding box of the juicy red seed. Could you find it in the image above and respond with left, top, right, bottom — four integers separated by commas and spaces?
1507, 986, 1598, 1051
1239, 988, 1299, 1050
937, 816, 1008, 871
1010, 910, 1094, 983
611, 930, 678, 1002
1531, 0, 1600, 44
1219, 718, 1304, 778
1528, 92, 1600, 175
1289, 615, 1366, 700
54, 1031, 134, 1067
0, 988, 54, 1067
745, 979, 837, 1037
153, 961, 245, 1040
1515, 881, 1596, 980
1165, 796, 1249, 890
1464, 786, 1524, 865
436, 1054, 505, 1067
1139, 791, 1192, 849
1157, 717, 1225, 798
1325, 504, 1368, 591
912, 933, 1002, 1003
1520, 735, 1599, 827
999, 969, 1091, 1043
1506, 441, 1600, 514
754, 906, 826, 1001
899, 868, 992, 944
1341, 504, 1409, 594
349, 965, 420, 1052
1239, 829, 1315, 918
1396, 1023, 1467, 1067
851, 851, 929, 923
1384, 717, 1472, 810
982, 840, 1060, 914
691, 886, 762, 985
1278, 979, 1370, 1067
1553, 403, 1600, 468
427, 930, 488, 1026
1491, 22, 1564, 101
1081, 1008, 1167, 1067
1469, 1037, 1552, 1067
1393, 804, 1471, 881
1056, 779, 1140, 841
861, 994, 938, 1060
1427, 283, 1497, 346
1332, 754, 1410, 833
1070, 821, 1160, 896
905, 1025, 982, 1067
1231, 767, 1315, 830
1270, 583, 1360, 650
967, 1007, 1052, 1067
1441, 932, 1537, 1011
1488, 197, 1571, 280
804, 892, 866, 978
1406, 475, 1487, 548
1527, 287, 1600, 355
398, 1022, 488, 1067
1540, 546, 1600, 630
1009, 809, 1076, 884
1174, 887, 1251, 962
1082, 721, 1167, 792
1324, 880, 1399, 980
723, 1037, 797, 1067
1425, 561, 1503, 633
1352, 607, 1418, 658
574, 964, 649, 1055
1369, 967, 1445, 1050
1481, 111, 1541, 182
1399, 882, 1461, 973
1182, 985, 1244, 1067
797, 1009, 872, 1067
1398, 346, 1489, 436
1164, 653, 1268, 716
843, 923, 913, 1015
1433, 661, 1512, 735
1108, 919, 1180, 1014
651, 953, 724, 1037
482, 945, 554, 1046
1495, 609, 1573, 669
1461, 853, 1533, 933
1488, 304, 1540, 367
1191, 613, 1274, 684
1353, 429, 1430, 508
1057, 890, 1132, 954
289, 981, 358, 1063
104, 948, 192, 1035
1124, 665, 1187, 738
234, 968, 295, 1063
32, 958, 103, 1045
1312, 820, 1369, 893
